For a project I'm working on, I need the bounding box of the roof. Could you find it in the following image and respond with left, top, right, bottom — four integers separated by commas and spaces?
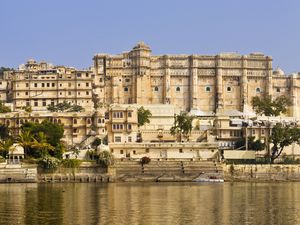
9, 144, 24, 155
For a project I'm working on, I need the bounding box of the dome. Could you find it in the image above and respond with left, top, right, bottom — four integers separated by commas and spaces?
273, 67, 285, 76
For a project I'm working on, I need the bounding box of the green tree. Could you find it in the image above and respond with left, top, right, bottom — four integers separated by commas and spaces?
0, 124, 10, 140
235, 136, 265, 150
137, 107, 152, 127
47, 101, 84, 112
0, 138, 13, 158
269, 124, 300, 163
97, 151, 115, 167
170, 112, 194, 142
252, 95, 291, 116
31, 132, 55, 157
0, 101, 11, 113
17, 130, 33, 156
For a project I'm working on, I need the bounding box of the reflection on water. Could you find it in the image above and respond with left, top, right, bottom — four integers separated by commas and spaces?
0, 182, 300, 225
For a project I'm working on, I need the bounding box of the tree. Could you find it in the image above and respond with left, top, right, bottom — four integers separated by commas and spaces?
137, 107, 152, 127
252, 95, 291, 116
0, 138, 13, 158
47, 101, 84, 112
235, 136, 265, 150
170, 112, 194, 142
0, 101, 11, 113
17, 130, 33, 156
269, 124, 300, 163
0, 124, 10, 140
31, 132, 55, 158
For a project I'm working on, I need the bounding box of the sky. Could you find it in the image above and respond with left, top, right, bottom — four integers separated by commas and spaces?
0, 0, 299, 73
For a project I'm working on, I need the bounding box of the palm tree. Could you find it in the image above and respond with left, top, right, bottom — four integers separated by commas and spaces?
0, 138, 13, 158
31, 132, 55, 157
18, 130, 33, 156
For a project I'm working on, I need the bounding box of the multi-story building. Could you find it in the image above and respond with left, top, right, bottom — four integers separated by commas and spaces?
9, 59, 94, 111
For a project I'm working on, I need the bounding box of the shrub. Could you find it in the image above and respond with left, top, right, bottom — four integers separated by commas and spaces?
140, 156, 151, 165
97, 151, 114, 167
39, 156, 60, 169
61, 159, 81, 168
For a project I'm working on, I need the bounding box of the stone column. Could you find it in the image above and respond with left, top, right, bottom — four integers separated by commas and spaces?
163, 55, 171, 104
189, 55, 198, 110
266, 57, 273, 98
291, 73, 298, 117
241, 56, 248, 111
216, 56, 224, 113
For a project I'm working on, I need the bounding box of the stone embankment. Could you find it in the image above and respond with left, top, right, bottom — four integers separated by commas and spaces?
224, 164, 300, 181
0, 163, 37, 183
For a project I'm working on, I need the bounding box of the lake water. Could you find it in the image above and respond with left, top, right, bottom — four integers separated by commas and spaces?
0, 182, 300, 225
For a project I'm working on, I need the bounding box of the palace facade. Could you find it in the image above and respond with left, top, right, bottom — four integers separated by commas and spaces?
93, 42, 299, 118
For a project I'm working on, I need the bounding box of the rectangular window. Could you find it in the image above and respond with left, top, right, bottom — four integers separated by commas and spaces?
52, 83, 55, 87
128, 111, 132, 117
128, 124, 132, 130
78, 83, 81, 87
47, 83, 50, 87
86, 83, 89, 87
34, 83, 38, 87
34, 100, 38, 106
26, 83, 29, 87
42, 83, 45, 87
25, 91, 28, 95
77, 73, 82, 78
128, 136, 132, 142
115, 136, 121, 142
68, 91, 71, 95
86, 91, 89, 95
42, 99, 46, 106
68, 83, 71, 87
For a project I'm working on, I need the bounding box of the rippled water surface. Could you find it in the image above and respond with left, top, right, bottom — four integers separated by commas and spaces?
0, 182, 300, 225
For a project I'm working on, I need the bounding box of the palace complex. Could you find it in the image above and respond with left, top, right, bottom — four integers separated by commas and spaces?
1, 42, 300, 160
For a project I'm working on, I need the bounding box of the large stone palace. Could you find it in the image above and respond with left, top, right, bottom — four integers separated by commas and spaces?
93, 42, 299, 118
1, 42, 300, 159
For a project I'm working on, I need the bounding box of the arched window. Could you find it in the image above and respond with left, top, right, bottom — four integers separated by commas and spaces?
58, 119, 61, 124
54, 119, 57, 123
73, 119, 77, 124
98, 118, 101, 124
87, 119, 91, 124
154, 86, 159, 92
176, 87, 180, 92
227, 87, 232, 92
205, 86, 211, 92
256, 87, 261, 93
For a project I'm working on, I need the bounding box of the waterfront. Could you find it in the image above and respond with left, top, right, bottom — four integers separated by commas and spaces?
0, 183, 300, 225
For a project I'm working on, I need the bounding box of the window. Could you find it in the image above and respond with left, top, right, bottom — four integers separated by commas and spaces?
77, 73, 82, 78
47, 83, 50, 87
154, 86, 159, 91
25, 91, 28, 96
252, 130, 255, 135
68, 83, 71, 87
124, 87, 128, 92
256, 88, 261, 93
100, 78, 103, 82
73, 128, 78, 133
262, 129, 265, 135
86, 91, 89, 95
42, 83, 45, 87
128, 124, 132, 130
60, 92, 62, 95
115, 136, 121, 142
59, 84, 62, 87
128, 136, 132, 142
128, 112, 132, 117
42, 99, 46, 106
125, 78, 130, 82
146, 148, 149, 153
34, 83, 37, 87
87, 119, 91, 124
51, 100, 55, 106
276, 87, 280, 92
26, 83, 29, 87
205, 86, 211, 92
120, 150, 124, 154
176, 87, 180, 92
227, 86, 232, 92
86, 82, 89, 87
52, 83, 55, 87
26, 100, 30, 106
68, 91, 71, 95
179, 149, 183, 153
133, 150, 136, 155
113, 112, 123, 118
73, 119, 77, 124
78, 92, 81, 95
34, 100, 38, 106
78, 83, 81, 87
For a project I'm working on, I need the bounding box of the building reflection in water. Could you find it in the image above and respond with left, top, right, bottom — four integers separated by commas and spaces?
0, 182, 300, 225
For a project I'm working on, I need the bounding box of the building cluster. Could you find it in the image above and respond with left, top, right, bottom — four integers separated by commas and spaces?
1, 42, 300, 160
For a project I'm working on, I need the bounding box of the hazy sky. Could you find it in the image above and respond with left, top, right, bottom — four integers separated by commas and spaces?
0, 0, 299, 73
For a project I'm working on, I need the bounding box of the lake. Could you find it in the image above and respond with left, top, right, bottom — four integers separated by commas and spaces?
0, 182, 299, 225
